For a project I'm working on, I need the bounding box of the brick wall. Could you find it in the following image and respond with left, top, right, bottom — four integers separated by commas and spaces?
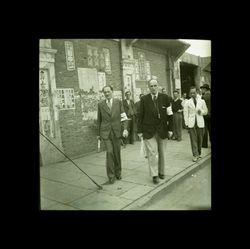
133, 47, 168, 91
52, 39, 122, 90
51, 39, 121, 157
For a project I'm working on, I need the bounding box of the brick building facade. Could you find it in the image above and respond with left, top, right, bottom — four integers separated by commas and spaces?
39, 39, 190, 165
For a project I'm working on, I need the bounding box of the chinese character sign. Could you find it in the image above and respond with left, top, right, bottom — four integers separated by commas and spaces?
65, 41, 75, 71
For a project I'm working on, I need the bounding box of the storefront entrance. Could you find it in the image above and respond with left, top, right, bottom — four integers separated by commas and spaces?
180, 62, 198, 97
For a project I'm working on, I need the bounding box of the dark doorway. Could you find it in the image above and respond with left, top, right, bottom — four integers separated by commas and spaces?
180, 62, 197, 98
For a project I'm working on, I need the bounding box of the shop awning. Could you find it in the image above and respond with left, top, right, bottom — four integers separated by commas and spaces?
127, 39, 190, 60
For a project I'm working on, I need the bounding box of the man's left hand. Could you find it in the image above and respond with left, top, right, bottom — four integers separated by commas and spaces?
168, 131, 173, 138
123, 129, 129, 138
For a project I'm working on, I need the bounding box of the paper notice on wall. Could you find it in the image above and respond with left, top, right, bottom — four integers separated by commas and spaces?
40, 107, 51, 120
113, 90, 122, 100
98, 72, 106, 91
175, 78, 181, 89
78, 68, 98, 93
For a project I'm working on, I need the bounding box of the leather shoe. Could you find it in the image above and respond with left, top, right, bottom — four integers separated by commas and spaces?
109, 178, 115, 184
159, 174, 165, 179
116, 176, 122, 180
153, 176, 159, 184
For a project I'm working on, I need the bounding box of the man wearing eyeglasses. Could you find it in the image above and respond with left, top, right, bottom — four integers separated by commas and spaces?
137, 78, 173, 184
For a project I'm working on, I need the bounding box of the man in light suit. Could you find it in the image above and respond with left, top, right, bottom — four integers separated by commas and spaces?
184, 86, 208, 162
137, 79, 173, 184
97, 85, 128, 184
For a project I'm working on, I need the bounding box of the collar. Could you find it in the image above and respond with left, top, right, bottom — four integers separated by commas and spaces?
106, 98, 113, 104
151, 92, 159, 100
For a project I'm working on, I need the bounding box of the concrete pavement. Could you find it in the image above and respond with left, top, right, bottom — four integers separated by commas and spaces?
40, 129, 211, 210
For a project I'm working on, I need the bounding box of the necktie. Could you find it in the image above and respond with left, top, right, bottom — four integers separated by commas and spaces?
153, 95, 160, 118
193, 97, 197, 107
107, 99, 111, 109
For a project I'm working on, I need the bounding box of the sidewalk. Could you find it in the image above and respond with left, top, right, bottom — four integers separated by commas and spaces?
40, 129, 211, 210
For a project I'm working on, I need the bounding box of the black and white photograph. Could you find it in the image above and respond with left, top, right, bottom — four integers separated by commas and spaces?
39, 39, 211, 210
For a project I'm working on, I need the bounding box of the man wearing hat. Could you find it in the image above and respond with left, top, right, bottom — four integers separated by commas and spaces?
200, 83, 211, 147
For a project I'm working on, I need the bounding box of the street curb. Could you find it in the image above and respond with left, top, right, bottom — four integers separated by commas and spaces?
121, 153, 211, 210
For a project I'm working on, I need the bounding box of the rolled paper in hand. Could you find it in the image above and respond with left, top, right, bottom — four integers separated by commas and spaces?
97, 139, 100, 153
140, 138, 144, 157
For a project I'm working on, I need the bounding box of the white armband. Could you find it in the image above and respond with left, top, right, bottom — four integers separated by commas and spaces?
167, 106, 173, 115
121, 112, 128, 121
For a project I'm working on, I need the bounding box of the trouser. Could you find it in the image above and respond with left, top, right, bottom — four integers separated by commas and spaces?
189, 123, 204, 157
143, 133, 168, 177
173, 112, 183, 141
182, 112, 186, 128
103, 130, 121, 180
202, 115, 211, 147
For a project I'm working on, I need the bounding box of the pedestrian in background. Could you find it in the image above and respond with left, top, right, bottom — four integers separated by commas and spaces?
184, 86, 208, 162
181, 92, 188, 129
172, 90, 183, 141
135, 93, 144, 140
97, 85, 129, 184
200, 84, 211, 148
137, 78, 173, 184
122, 90, 137, 145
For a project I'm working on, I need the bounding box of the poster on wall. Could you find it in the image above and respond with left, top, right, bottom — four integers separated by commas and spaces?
134, 59, 140, 80
56, 88, 75, 110
78, 68, 98, 93
145, 61, 151, 81
103, 48, 111, 74
98, 72, 106, 91
175, 79, 181, 89
124, 75, 133, 94
65, 41, 75, 71
113, 90, 122, 100
40, 107, 51, 120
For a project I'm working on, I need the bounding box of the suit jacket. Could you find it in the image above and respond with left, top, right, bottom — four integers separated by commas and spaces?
137, 93, 173, 139
122, 99, 136, 118
202, 91, 211, 116
97, 98, 127, 139
184, 97, 208, 128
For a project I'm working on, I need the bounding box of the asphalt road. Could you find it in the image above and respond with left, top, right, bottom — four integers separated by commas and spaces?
141, 159, 211, 210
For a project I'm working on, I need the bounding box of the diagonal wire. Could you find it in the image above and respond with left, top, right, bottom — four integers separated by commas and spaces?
39, 131, 103, 190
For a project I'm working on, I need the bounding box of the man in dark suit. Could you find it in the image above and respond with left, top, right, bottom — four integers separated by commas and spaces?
97, 85, 128, 184
137, 79, 173, 184
122, 90, 137, 145
200, 84, 211, 148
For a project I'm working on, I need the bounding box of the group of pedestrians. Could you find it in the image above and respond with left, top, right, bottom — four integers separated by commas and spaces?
96, 79, 210, 184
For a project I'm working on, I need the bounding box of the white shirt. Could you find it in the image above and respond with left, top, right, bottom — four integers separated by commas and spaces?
106, 98, 113, 107
151, 92, 159, 100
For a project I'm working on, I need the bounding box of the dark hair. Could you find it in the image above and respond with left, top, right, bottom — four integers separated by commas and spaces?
139, 93, 144, 98
173, 90, 179, 94
102, 85, 113, 92
189, 86, 197, 92
125, 90, 131, 95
